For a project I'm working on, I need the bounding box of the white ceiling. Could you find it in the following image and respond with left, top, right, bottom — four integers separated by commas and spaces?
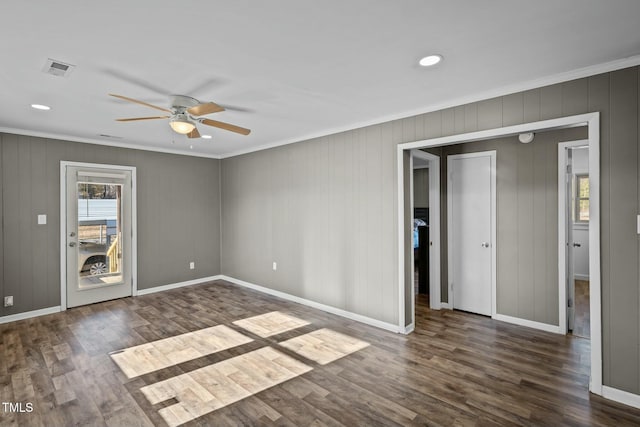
1, 1, 639, 158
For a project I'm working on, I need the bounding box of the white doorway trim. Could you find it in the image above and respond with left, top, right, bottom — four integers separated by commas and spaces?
410, 150, 441, 314
446, 151, 497, 316
60, 161, 138, 311
396, 112, 602, 396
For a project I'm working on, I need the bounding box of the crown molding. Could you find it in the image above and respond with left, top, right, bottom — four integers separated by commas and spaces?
0, 126, 222, 159
219, 53, 640, 159
3, 54, 640, 160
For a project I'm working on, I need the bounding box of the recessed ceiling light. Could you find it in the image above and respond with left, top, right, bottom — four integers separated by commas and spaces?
31, 104, 51, 110
201, 135, 212, 139
419, 54, 443, 67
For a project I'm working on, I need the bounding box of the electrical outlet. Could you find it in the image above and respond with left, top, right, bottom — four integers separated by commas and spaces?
4, 296, 13, 307
189, 262, 195, 270
272, 262, 277, 271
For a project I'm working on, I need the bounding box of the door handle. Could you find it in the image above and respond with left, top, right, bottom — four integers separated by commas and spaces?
69, 242, 76, 247
481, 242, 490, 248
573, 243, 581, 247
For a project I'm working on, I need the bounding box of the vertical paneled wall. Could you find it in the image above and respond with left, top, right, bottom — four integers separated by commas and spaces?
222, 125, 400, 324
413, 168, 429, 208
0, 134, 222, 317
606, 68, 639, 392
221, 66, 640, 394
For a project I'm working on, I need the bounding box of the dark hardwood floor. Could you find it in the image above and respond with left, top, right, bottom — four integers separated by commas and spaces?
1, 279, 640, 426
572, 280, 590, 339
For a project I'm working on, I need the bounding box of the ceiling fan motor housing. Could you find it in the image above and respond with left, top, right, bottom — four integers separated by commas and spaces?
170, 95, 200, 110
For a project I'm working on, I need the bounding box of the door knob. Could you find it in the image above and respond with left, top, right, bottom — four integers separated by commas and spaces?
69, 242, 76, 247
481, 242, 490, 248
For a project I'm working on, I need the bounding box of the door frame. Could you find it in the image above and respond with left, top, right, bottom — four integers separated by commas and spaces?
446, 151, 497, 316
558, 140, 589, 335
396, 112, 602, 395
409, 150, 441, 318
60, 161, 138, 310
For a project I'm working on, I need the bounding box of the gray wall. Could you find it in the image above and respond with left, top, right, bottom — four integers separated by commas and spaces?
0, 133, 221, 317
222, 128, 399, 324
221, 66, 640, 394
413, 168, 429, 208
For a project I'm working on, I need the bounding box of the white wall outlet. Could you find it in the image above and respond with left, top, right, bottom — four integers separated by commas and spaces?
272, 262, 277, 271
37, 214, 47, 225
189, 262, 195, 270
4, 296, 13, 307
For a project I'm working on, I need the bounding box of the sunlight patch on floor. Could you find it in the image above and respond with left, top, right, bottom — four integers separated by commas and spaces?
110, 325, 253, 378
232, 311, 310, 337
141, 346, 312, 427
279, 328, 370, 365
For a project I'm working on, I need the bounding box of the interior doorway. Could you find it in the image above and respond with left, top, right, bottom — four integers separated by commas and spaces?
559, 141, 591, 339
412, 156, 429, 301
397, 112, 602, 395
409, 150, 441, 320
61, 162, 137, 309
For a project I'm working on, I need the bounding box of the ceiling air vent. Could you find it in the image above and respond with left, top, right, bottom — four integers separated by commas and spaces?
42, 58, 75, 77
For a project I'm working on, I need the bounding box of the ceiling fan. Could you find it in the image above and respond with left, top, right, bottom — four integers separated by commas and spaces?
109, 93, 251, 138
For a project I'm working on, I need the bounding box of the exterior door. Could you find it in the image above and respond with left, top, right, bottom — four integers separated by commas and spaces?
448, 152, 495, 316
63, 163, 135, 308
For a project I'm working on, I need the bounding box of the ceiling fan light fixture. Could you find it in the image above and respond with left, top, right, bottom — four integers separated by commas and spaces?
169, 114, 196, 134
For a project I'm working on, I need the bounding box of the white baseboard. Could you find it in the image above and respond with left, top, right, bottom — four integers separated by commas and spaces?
440, 302, 452, 309
602, 386, 640, 409
575, 274, 590, 281
136, 275, 222, 296
0, 275, 222, 324
403, 323, 415, 334
220, 275, 402, 333
0, 306, 61, 324
493, 313, 563, 334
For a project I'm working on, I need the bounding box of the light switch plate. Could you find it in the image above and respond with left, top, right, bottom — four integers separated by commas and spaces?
37, 214, 47, 225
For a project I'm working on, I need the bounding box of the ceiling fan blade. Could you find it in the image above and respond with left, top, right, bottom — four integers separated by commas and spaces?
116, 116, 170, 122
187, 102, 224, 116
201, 118, 251, 135
219, 104, 255, 113
109, 93, 172, 113
187, 128, 201, 139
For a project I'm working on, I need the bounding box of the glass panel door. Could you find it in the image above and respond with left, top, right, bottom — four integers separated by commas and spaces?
65, 164, 134, 308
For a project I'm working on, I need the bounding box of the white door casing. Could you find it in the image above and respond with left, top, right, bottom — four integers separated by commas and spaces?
60, 162, 137, 309
447, 151, 496, 316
